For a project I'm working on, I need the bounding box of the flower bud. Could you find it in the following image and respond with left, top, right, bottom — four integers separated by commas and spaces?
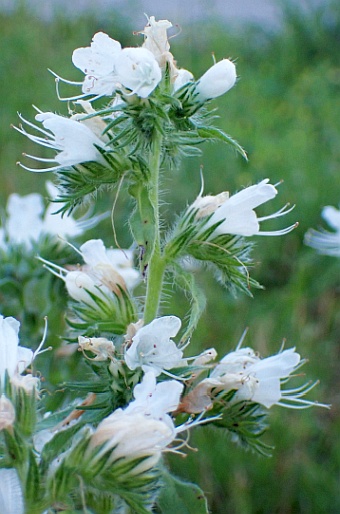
173, 69, 194, 92
0, 395, 15, 431
196, 59, 237, 101
90, 410, 172, 473
78, 336, 115, 361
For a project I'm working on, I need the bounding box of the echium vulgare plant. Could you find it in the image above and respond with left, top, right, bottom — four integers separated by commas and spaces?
1, 15, 328, 514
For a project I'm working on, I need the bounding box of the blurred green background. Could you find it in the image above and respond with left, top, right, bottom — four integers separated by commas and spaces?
1, 1, 340, 512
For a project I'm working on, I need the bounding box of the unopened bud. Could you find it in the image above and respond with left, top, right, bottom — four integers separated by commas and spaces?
196, 59, 237, 101
0, 395, 15, 430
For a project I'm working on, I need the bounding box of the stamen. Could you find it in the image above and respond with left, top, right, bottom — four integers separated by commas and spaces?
48, 68, 84, 86
17, 113, 52, 137
22, 154, 57, 163
37, 256, 67, 276
17, 162, 58, 173
258, 222, 298, 236
257, 203, 295, 222
236, 327, 249, 350
33, 316, 50, 359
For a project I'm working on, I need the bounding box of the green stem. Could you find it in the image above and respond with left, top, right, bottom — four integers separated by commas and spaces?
143, 132, 165, 324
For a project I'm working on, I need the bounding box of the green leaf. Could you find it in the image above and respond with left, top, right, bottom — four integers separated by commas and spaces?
196, 125, 247, 160
25, 450, 43, 510
172, 265, 207, 343
157, 471, 209, 514
129, 182, 156, 273
40, 422, 84, 472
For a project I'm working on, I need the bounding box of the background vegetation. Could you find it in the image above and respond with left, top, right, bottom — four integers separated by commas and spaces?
1, 1, 339, 512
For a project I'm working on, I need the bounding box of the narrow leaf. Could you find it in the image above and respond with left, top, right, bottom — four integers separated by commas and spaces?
157, 471, 209, 514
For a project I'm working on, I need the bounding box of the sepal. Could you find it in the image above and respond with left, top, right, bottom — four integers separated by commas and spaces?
208, 396, 273, 456
53, 148, 132, 216
66, 284, 138, 339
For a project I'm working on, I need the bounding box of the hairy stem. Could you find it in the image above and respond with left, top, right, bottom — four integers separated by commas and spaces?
143, 132, 165, 324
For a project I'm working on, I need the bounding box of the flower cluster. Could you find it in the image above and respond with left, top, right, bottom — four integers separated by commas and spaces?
15, 17, 238, 178
2, 14, 329, 514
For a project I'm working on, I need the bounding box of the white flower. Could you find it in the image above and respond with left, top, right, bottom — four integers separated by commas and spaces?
124, 316, 186, 376
192, 179, 296, 237
0, 183, 99, 250
114, 47, 162, 98
0, 315, 33, 383
72, 31, 122, 97
142, 16, 172, 63
304, 205, 340, 257
141, 16, 175, 70
71, 31, 162, 99
210, 346, 320, 408
196, 59, 237, 101
80, 239, 140, 291
42, 239, 139, 309
125, 371, 184, 430
15, 111, 107, 173
0, 395, 16, 431
3, 193, 44, 248
90, 411, 172, 473
0, 468, 24, 514
89, 372, 183, 471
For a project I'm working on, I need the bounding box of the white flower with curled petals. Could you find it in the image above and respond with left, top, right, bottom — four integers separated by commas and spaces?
90, 410, 173, 471
142, 16, 173, 68
63, 270, 111, 308
192, 179, 297, 237
41, 239, 139, 311
211, 346, 325, 409
181, 343, 328, 413
124, 316, 186, 376
304, 204, 340, 257
15, 111, 107, 173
